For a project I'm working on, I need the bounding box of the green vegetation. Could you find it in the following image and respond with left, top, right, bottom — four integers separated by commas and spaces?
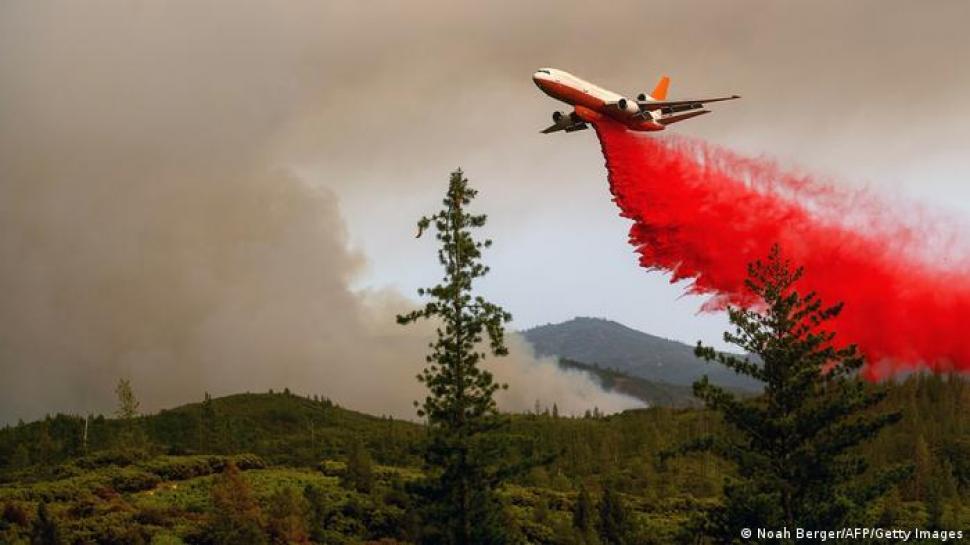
341, 439, 374, 495
684, 246, 911, 542
556, 358, 701, 408
115, 379, 141, 421
0, 392, 423, 475
0, 379, 966, 543
398, 168, 523, 544
206, 460, 266, 545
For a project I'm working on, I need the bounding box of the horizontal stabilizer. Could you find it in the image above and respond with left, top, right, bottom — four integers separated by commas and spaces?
658, 110, 710, 125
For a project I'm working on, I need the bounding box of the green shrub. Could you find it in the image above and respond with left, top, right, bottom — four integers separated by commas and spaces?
109, 467, 161, 492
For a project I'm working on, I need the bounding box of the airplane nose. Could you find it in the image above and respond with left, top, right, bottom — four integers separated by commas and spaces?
532, 71, 550, 88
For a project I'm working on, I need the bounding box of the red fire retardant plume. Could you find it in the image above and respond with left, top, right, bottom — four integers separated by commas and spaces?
592, 119, 970, 379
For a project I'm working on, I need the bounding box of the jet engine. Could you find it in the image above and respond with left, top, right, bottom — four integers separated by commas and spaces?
636, 93, 648, 101
616, 97, 640, 115
552, 111, 581, 125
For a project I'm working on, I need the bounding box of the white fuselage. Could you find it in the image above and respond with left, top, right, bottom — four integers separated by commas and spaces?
532, 68, 664, 131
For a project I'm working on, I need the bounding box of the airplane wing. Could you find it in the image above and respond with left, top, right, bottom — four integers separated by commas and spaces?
657, 110, 710, 125
541, 122, 588, 134
636, 95, 740, 111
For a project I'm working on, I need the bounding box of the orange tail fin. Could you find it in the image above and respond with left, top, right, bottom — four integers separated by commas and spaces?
651, 76, 670, 100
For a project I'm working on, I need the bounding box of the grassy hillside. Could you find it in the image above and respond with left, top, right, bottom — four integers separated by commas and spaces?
1, 375, 968, 543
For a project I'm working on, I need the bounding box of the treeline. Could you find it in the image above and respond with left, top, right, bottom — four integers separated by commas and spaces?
0, 390, 424, 477
1, 375, 966, 543
3, 374, 966, 504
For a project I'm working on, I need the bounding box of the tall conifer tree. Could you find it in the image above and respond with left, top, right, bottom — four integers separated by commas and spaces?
30, 501, 61, 545
207, 461, 266, 545
398, 168, 514, 545
685, 245, 910, 542
114, 378, 143, 451
114, 379, 139, 420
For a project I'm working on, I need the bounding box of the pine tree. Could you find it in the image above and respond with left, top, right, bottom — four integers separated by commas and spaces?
342, 439, 374, 494
34, 421, 54, 467
925, 479, 944, 530
397, 168, 515, 545
597, 485, 631, 545
12, 443, 30, 468
876, 488, 902, 526
911, 434, 932, 500
572, 484, 597, 544
266, 487, 309, 545
200, 391, 218, 453
29, 501, 61, 545
303, 484, 332, 544
114, 378, 140, 419
114, 378, 143, 452
942, 497, 963, 530
533, 495, 551, 525
207, 461, 266, 545
685, 245, 910, 541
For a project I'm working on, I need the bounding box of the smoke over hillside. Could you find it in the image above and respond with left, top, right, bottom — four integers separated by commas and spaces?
0, 3, 639, 421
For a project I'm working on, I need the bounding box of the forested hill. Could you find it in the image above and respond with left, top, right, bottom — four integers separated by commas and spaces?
556, 358, 701, 408
0, 391, 424, 472
523, 317, 762, 391
1, 377, 969, 543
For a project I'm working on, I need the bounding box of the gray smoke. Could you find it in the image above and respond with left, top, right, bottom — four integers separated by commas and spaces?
7, 0, 966, 422
0, 2, 641, 421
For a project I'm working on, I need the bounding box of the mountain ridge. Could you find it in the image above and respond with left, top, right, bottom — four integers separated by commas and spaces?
522, 316, 761, 391
556, 357, 701, 408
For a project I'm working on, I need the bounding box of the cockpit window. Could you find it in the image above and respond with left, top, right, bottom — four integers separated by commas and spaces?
537, 69, 551, 74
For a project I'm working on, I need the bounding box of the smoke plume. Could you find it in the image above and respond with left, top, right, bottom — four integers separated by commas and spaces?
0, 3, 639, 422
594, 120, 970, 378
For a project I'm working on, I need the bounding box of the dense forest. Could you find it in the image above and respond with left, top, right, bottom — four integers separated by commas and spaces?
0, 374, 967, 544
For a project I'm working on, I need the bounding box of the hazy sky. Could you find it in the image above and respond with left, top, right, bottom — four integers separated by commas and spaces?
288, 0, 970, 344
2, 1, 968, 420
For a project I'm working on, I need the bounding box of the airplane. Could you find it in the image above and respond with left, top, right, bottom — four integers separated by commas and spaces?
532, 68, 739, 134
